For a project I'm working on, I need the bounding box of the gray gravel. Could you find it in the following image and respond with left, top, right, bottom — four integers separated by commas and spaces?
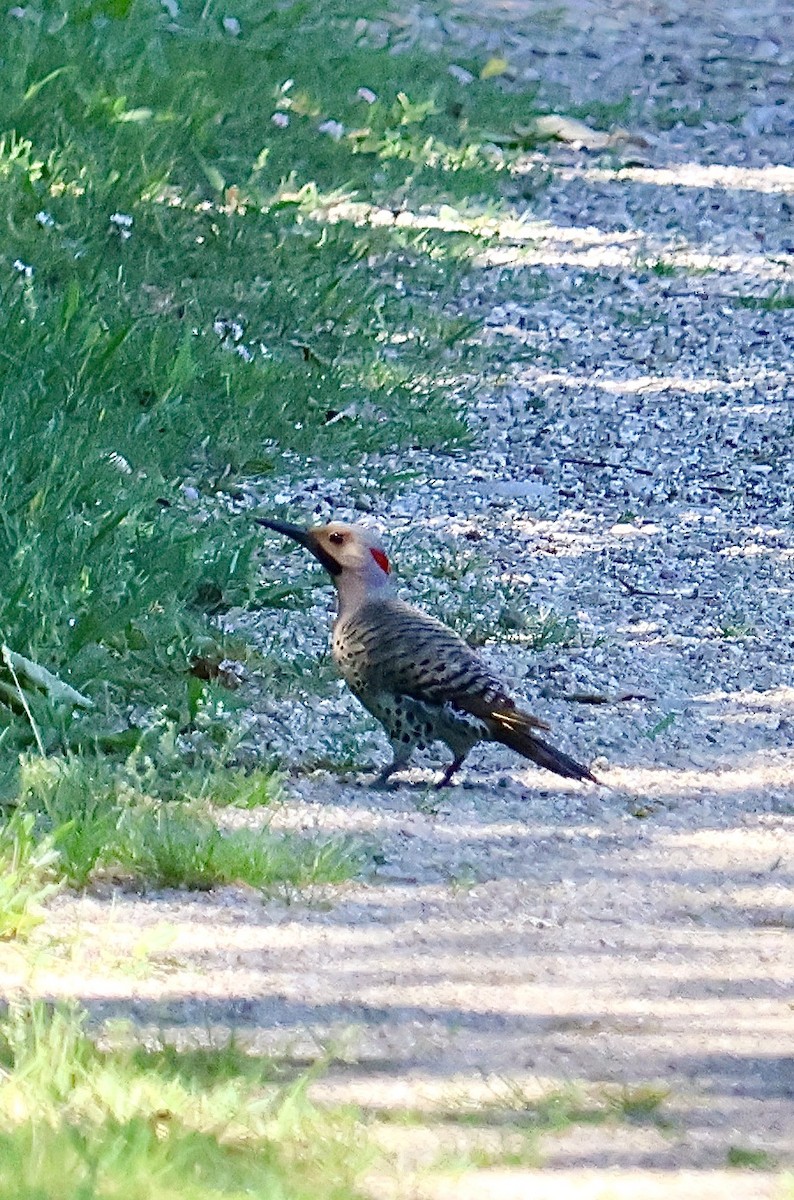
10, 1, 794, 1193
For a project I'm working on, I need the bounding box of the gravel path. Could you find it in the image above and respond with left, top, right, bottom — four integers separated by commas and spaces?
11, 1, 794, 1194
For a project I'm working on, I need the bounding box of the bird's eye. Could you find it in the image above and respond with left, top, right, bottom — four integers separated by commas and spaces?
329, 531, 345, 545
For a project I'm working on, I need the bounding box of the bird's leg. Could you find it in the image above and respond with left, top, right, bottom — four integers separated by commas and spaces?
435, 754, 466, 789
372, 752, 410, 790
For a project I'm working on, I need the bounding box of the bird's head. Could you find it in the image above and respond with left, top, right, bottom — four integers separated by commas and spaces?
257, 518, 393, 597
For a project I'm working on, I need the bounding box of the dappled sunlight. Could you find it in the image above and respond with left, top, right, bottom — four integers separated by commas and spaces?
565, 161, 794, 195
13, 880, 793, 1003
603, 757, 794, 798
304, 190, 794, 288
715, 710, 788, 728
693, 686, 794, 712
411, 1168, 785, 1200
3, 0, 794, 1189
311, 197, 555, 243
476, 238, 792, 278
507, 508, 789, 568
655, 823, 791, 864
401, 509, 605, 561
720, 542, 794, 562
507, 369, 789, 398
268, 802, 593, 841
312, 198, 794, 282
7, 876, 791, 1077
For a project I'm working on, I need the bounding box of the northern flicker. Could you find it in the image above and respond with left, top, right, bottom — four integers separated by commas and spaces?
259, 519, 597, 788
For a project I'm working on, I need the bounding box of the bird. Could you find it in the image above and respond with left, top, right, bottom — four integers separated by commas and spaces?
258, 518, 597, 789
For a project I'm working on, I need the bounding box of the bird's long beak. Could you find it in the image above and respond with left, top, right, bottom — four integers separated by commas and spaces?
255, 517, 342, 577
255, 517, 314, 548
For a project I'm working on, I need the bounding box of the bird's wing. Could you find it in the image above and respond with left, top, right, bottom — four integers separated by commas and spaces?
356, 600, 550, 731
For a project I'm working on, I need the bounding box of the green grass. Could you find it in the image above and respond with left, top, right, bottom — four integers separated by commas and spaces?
0, 0, 561, 903
122, 804, 361, 891
609, 1084, 670, 1122
0, 0, 558, 897
718, 614, 756, 639
445, 591, 581, 650
383, 1079, 671, 1135
727, 1146, 778, 1170
405, 542, 581, 648
0, 999, 372, 1200
0, 0, 549, 761
2, 750, 360, 898
564, 95, 634, 129
731, 291, 794, 311
645, 712, 677, 740
0, 810, 61, 939
385, 1079, 672, 1175
636, 257, 678, 278
648, 102, 706, 130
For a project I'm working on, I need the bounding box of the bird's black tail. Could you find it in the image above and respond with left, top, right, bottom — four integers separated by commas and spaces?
493, 716, 597, 783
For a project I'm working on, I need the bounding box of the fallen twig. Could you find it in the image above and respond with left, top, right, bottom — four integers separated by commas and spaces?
1, 645, 94, 709
561, 456, 655, 477
613, 574, 676, 598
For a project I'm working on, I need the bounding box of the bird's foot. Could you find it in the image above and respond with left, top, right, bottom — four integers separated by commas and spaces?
370, 774, 397, 791
369, 761, 407, 790
434, 755, 465, 789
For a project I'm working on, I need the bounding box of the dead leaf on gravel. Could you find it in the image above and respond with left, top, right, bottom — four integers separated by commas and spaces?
480, 56, 511, 79
531, 114, 647, 150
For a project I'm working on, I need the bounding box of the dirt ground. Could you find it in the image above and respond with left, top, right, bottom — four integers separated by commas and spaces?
5, 1, 793, 1196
